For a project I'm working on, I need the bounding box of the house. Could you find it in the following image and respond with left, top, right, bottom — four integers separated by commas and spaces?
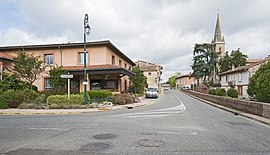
0, 40, 135, 93
175, 74, 196, 90
135, 60, 163, 93
220, 57, 270, 99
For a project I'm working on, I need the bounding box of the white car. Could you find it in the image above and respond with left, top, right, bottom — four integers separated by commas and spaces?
145, 88, 159, 98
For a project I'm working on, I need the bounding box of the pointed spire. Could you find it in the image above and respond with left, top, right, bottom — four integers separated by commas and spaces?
213, 11, 224, 43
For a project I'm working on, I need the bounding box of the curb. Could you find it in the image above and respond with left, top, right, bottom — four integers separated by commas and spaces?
0, 99, 156, 116
182, 91, 270, 126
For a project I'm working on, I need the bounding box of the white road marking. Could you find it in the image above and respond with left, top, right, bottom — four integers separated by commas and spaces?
29, 127, 70, 131
113, 91, 187, 119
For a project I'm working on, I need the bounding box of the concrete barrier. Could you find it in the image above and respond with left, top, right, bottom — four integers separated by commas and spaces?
184, 90, 270, 119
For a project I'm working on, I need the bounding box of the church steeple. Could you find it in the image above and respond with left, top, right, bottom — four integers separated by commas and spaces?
213, 13, 225, 43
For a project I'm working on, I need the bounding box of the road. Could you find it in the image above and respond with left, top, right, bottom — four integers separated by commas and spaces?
0, 90, 270, 154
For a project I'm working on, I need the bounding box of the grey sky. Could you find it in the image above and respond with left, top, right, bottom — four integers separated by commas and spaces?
0, 0, 270, 81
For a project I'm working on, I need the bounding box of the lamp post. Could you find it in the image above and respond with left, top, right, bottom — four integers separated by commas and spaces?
83, 14, 91, 105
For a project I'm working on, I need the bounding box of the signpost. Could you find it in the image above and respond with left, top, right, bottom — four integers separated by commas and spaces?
61, 74, 73, 99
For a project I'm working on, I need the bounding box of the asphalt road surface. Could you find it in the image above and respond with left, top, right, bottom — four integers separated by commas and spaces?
1, 90, 270, 155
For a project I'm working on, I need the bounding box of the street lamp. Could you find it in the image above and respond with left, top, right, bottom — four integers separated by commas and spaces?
83, 14, 91, 105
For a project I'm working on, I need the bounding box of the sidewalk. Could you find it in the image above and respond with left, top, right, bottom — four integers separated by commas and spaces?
183, 91, 270, 126
0, 97, 155, 115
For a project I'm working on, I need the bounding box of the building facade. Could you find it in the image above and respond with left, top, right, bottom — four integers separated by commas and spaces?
220, 57, 269, 99
0, 40, 135, 93
176, 74, 196, 90
135, 60, 163, 93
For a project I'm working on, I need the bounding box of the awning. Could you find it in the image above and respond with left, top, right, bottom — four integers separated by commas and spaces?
62, 64, 135, 78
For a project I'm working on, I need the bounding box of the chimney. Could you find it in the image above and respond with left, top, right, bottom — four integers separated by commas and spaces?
232, 64, 235, 70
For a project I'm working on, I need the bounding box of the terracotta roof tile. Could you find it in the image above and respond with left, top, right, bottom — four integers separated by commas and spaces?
0, 53, 13, 60
62, 64, 122, 71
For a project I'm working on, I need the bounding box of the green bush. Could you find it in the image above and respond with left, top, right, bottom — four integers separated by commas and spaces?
227, 88, 238, 98
208, 89, 217, 95
46, 94, 90, 106
3, 90, 21, 108
0, 97, 8, 109
87, 90, 112, 101
216, 88, 226, 96
18, 89, 39, 103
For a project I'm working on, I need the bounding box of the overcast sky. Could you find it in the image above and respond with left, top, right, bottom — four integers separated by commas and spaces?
1, 0, 270, 82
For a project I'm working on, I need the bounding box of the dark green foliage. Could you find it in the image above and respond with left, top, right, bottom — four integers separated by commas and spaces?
219, 51, 232, 73
0, 72, 37, 91
208, 89, 217, 95
227, 88, 238, 98
87, 90, 112, 102
129, 66, 147, 95
167, 75, 176, 88
46, 94, 90, 106
18, 89, 39, 103
3, 90, 21, 108
0, 95, 8, 109
216, 88, 226, 96
230, 48, 248, 68
13, 50, 46, 89
48, 65, 68, 91
191, 43, 218, 83
248, 60, 270, 103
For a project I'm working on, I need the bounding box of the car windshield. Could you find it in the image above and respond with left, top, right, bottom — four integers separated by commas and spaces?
147, 88, 157, 92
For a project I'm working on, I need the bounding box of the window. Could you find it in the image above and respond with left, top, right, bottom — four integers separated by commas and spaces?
45, 54, 53, 65
112, 55, 115, 65
79, 52, 88, 64
125, 63, 127, 69
148, 72, 151, 76
238, 73, 242, 82
45, 78, 52, 90
119, 60, 122, 66
225, 75, 228, 82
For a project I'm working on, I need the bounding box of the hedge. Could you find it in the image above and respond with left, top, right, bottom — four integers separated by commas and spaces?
87, 90, 112, 101
108, 94, 135, 105
227, 88, 238, 98
46, 94, 90, 106
208, 89, 217, 95
216, 88, 226, 96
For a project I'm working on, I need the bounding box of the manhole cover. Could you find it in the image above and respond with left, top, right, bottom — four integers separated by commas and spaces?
140, 132, 157, 136
93, 133, 118, 140
80, 142, 110, 151
138, 139, 165, 147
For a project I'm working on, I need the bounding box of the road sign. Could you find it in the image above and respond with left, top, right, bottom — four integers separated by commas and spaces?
61, 74, 73, 79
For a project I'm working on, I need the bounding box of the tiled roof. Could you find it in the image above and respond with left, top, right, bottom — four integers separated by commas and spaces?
0, 53, 13, 60
0, 40, 135, 66
220, 57, 270, 75
246, 58, 263, 63
62, 64, 124, 71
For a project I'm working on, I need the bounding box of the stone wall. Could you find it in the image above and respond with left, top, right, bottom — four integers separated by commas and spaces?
184, 90, 270, 119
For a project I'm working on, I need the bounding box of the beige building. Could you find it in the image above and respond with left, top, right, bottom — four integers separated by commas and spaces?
176, 74, 196, 90
135, 60, 163, 93
220, 57, 269, 99
0, 40, 135, 93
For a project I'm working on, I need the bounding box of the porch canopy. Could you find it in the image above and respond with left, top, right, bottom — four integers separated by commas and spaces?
62, 64, 135, 78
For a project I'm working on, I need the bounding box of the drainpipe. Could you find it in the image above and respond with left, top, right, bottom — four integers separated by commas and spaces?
58, 45, 62, 66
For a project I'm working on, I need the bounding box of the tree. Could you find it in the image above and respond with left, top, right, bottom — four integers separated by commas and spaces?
0, 72, 33, 91
129, 66, 147, 95
247, 60, 270, 103
168, 75, 176, 88
13, 50, 45, 89
191, 43, 218, 85
230, 48, 248, 68
48, 65, 68, 91
219, 51, 232, 73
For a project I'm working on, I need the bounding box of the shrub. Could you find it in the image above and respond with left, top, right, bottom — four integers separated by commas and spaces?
208, 89, 217, 95
227, 88, 238, 98
87, 90, 112, 101
46, 94, 90, 106
108, 94, 135, 105
18, 89, 39, 103
216, 88, 226, 96
3, 90, 21, 108
0, 98, 8, 109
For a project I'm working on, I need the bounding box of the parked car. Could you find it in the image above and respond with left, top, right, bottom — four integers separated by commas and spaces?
145, 88, 159, 98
